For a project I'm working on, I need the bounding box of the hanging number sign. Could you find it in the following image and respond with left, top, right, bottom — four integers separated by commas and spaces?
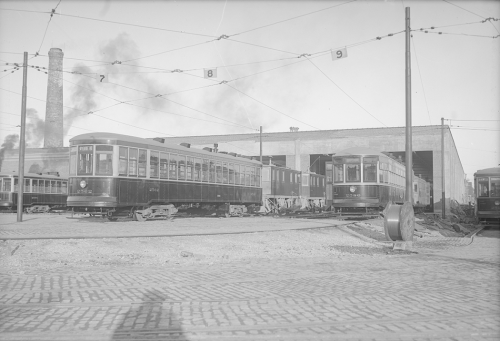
93, 74, 109, 83
204, 68, 217, 79
331, 48, 347, 61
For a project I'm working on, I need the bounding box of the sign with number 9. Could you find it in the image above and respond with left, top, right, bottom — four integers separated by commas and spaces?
331, 48, 348, 61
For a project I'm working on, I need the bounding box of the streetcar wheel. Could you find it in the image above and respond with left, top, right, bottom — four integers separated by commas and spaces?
135, 212, 147, 222
107, 217, 118, 222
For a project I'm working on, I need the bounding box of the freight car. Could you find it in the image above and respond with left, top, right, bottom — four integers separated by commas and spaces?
67, 133, 262, 221
0, 172, 68, 212
330, 147, 430, 213
474, 166, 500, 224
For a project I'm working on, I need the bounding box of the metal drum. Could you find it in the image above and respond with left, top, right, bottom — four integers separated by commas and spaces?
384, 202, 415, 241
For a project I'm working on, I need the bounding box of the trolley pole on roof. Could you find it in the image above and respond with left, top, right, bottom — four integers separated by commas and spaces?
259, 126, 262, 163
404, 7, 413, 204
17, 52, 28, 222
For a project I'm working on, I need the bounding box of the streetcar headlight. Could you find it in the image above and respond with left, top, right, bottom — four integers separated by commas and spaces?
349, 186, 356, 193
80, 180, 87, 189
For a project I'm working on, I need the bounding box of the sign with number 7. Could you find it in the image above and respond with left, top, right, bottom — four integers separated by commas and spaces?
204, 68, 217, 78
331, 48, 347, 61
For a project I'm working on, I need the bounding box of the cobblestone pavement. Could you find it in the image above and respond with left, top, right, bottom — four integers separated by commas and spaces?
1, 252, 499, 340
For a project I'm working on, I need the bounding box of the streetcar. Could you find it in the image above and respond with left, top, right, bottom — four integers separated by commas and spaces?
474, 166, 500, 224
0, 172, 68, 212
329, 147, 430, 213
67, 133, 263, 221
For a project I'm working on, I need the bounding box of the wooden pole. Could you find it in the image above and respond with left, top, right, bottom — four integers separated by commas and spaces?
17, 52, 28, 222
405, 7, 413, 204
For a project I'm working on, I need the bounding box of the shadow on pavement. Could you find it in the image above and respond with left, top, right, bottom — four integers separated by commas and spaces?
111, 289, 188, 340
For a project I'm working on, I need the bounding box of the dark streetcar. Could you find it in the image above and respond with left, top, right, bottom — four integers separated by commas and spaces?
0, 172, 68, 213
474, 166, 500, 224
329, 147, 430, 214
67, 133, 263, 221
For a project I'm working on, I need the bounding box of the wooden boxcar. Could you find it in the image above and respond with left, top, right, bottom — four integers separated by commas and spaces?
0, 172, 67, 212
67, 133, 262, 220
474, 166, 500, 223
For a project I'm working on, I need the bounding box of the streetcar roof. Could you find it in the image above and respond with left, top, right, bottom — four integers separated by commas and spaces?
70, 132, 262, 165
474, 167, 500, 177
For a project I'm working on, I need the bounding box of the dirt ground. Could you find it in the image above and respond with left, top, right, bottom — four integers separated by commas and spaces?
1, 214, 497, 275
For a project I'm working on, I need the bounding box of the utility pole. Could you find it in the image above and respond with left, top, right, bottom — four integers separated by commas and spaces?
405, 7, 413, 204
259, 126, 262, 163
441, 117, 446, 218
17, 52, 28, 222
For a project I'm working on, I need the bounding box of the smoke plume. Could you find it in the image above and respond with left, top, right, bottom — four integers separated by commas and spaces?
0, 134, 19, 171
26, 108, 45, 147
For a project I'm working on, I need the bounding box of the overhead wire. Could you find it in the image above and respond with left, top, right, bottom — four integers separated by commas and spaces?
410, 34, 432, 125
441, 0, 500, 34
304, 57, 387, 128
35, 0, 62, 57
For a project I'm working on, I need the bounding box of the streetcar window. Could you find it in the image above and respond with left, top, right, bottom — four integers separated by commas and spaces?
61, 181, 67, 194
222, 162, 228, 184
363, 163, 377, 182
186, 157, 194, 181
32, 179, 38, 192
202, 159, 209, 182
490, 177, 500, 197
246, 167, 251, 186
55, 181, 61, 193
251, 167, 256, 186
96, 145, 113, 176
234, 164, 240, 185
334, 164, 344, 183
138, 149, 147, 177
177, 155, 186, 180
119, 147, 128, 176
302, 174, 309, 186
216, 161, 222, 183
478, 177, 489, 197
69, 146, 77, 176
242, 166, 248, 186
45, 180, 51, 193
209, 160, 215, 182
160, 153, 169, 179
39, 180, 45, 193
129, 148, 138, 176
78, 145, 93, 175
228, 163, 234, 184
2, 178, 11, 191
169, 154, 178, 180
346, 164, 360, 182
14, 178, 18, 191
150, 151, 159, 178
194, 158, 201, 181
257, 167, 261, 186
325, 162, 333, 183
290, 173, 293, 183
25, 179, 30, 192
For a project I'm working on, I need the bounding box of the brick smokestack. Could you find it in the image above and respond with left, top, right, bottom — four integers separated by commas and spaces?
44, 48, 64, 148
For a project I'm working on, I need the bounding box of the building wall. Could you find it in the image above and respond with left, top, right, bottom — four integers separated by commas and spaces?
1, 148, 69, 178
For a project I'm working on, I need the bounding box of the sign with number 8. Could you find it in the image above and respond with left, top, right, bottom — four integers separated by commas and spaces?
331, 48, 348, 61
204, 68, 217, 78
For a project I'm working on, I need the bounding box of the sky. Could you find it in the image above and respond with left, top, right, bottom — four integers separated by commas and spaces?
0, 0, 499, 180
